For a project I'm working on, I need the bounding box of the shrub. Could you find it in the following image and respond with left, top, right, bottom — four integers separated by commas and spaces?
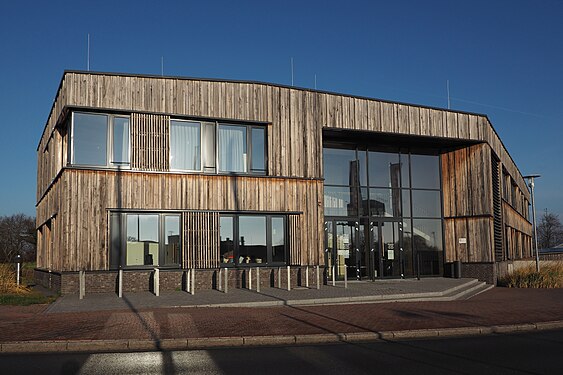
0, 263, 29, 294
500, 262, 563, 288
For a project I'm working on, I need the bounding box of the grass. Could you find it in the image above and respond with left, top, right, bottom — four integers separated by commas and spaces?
0, 263, 56, 305
499, 262, 563, 288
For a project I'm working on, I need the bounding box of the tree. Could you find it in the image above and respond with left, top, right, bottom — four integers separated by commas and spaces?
0, 214, 36, 263
537, 212, 563, 249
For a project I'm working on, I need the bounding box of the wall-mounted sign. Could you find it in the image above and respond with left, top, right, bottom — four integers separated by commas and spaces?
458, 237, 467, 244
388, 250, 395, 260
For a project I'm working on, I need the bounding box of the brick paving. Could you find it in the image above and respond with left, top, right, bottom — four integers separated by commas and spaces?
0, 288, 562, 343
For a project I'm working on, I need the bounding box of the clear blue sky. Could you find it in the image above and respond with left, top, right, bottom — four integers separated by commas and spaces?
0, 0, 561, 220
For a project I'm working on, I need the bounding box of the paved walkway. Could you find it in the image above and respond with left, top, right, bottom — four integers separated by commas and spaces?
46, 277, 477, 313
0, 283, 562, 353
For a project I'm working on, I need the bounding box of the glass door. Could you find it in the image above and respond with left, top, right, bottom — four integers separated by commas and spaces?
379, 221, 402, 278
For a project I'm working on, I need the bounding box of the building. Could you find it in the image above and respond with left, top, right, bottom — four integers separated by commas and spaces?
35, 71, 532, 294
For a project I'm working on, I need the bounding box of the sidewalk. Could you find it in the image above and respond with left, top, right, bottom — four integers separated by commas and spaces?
0, 284, 562, 353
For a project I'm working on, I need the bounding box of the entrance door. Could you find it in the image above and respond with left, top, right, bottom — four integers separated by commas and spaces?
325, 219, 404, 280
378, 221, 402, 278
325, 220, 360, 280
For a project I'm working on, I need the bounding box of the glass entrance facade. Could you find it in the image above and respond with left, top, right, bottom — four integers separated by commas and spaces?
323, 146, 444, 279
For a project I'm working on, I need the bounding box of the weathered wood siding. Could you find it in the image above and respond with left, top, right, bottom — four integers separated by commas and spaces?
35, 72, 533, 271
442, 144, 494, 263
37, 72, 530, 197
36, 169, 323, 271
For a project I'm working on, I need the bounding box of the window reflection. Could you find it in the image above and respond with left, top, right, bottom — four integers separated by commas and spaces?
324, 186, 357, 216
220, 216, 234, 264
410, 154, 440, 189
323, 148, 358, 186
411, 190, 442, 218
239, 216, 267, 264
368, 151, 403, 188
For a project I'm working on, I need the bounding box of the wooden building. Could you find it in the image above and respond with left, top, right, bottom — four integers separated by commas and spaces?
35, 71, 532, 294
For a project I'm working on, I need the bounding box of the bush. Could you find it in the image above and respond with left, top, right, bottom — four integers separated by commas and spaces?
0, 263, 29, 294
500, 262, 563, 288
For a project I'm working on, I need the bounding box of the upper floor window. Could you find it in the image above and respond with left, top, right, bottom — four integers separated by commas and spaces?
170, 119, 266, 175
71, 112, 130, 167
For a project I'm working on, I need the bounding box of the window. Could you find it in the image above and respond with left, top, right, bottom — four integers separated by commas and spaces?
71, 112, 130, 167
170, 120, 201, 171
169, 120, 267, 175
110, 212, 181, 268
219, 214, 287, 266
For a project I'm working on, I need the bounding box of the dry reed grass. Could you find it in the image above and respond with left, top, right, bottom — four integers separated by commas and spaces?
499, 262, 563, 288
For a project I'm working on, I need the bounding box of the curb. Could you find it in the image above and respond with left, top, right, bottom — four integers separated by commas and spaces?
2, 320, 563, 354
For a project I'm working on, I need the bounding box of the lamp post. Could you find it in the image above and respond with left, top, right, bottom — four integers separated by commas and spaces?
523, 174, 541, 272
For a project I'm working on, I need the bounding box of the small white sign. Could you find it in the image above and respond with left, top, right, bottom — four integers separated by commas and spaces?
388, 250, 395, 260
337, 250, 350, 258
459, 237, 467, 244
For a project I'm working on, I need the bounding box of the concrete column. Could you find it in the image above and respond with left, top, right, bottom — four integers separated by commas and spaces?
316, 265, 320, 290
118, 269, 123, 298
79, 270, 85, 300
287, 266, 291, 291
305, 266, 309, 288
256, 267, 260, 293
190, 268, 195, 295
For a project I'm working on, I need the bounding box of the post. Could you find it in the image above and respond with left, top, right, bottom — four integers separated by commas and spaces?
154, 268, 160, 297
305, 266, 309, 288
190, 268, 195, 295
218, 268, 222, 291
417, 253, 421, 281
344, 265, 348, 289
256, 267, 260, 293
186, 269, 191, 293
316, 265, 320, 290
287, 265, 291, 291
332, 264, 336, 287
15, 254, 22, 286
278, 267, 281, 289
118, 268, 123, 298
224, 268, 228, 293
249, 268, 252, 290
79, 270, 85, 300
528, 176, 541, 272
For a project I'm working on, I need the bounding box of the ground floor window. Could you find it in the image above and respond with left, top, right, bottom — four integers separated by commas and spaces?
110, 212, 181, 268
220, 214, 287, 266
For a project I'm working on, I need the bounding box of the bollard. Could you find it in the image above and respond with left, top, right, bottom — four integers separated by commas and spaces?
249, 268, 252, 290
191, 268, 195, 295
186, 269, 191, 293
316, 265, 320, 290
218, 268, 222, 292
305, 266, 309, 288
79, 270, 85, 300
256, 267, 260, 293
154, 268, 160, 297
332, 265, 336, 287
287, 265, 291, 291
224, 268, 228, 293
344, 266, 348, 289
118, 269, 123, 298
278, 267, 281, 289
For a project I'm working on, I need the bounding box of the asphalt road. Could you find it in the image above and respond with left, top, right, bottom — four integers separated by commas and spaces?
1, 329, 562, 375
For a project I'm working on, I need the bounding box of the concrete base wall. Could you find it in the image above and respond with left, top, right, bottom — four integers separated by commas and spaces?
35, 266, 325, 295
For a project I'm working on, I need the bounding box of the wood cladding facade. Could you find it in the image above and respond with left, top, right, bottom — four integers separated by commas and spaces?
36, 71, 532, 272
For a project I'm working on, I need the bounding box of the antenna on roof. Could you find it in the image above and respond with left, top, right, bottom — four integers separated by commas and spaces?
161, 56, 164, 76
291, 57, 294, 86
314, 74, 317, 90
87, 33, 90, 71
447, 79, 450, 109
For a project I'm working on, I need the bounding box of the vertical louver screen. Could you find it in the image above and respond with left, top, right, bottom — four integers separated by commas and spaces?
492, 157, 503, 261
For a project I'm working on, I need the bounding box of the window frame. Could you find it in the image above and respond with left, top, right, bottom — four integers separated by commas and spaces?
70, 111, 131, 169
168, 118, 267, 176
219, 213, 287, 267
169, 119, 203, 172
110, 211, 182, 269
